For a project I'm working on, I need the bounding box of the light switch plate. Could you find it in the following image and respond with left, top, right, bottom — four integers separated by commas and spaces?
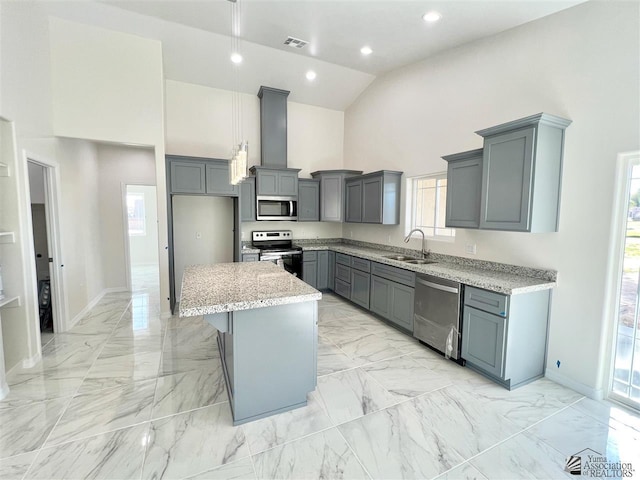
465, 243, 477, 255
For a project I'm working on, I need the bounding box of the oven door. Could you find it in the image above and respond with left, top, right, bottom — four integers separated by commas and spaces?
256, 197, 298, 221
260, 253, 302, 278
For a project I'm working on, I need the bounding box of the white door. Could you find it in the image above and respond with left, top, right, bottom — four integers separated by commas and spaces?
611, 153, 640, 410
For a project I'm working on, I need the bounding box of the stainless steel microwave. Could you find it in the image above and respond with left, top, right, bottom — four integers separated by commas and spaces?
256, 196, 298, 221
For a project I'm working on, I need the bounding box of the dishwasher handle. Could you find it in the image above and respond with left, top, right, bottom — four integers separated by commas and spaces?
416, 278, 459, 294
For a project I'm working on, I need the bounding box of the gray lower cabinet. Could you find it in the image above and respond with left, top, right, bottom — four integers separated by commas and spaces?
310, 170, 363, 222
443, 149, 483, 229
345, 171, 403, 224
330, 254, 416, 331
370, 275, 414, 332
303, 251, 318, 289
240, 177, 256, 222
461, 286, 550, 389
211, 301, 317, 425
350, 269, 370, 309
328, 251, 335, 291
302, 250, 329, 290
206, 162, 239, 196
170, 160, 206, 194
298, 179, 320, 222
317, 251, 329, 290
241, 253, 259, 262
475, 113, 571, 232
250, 166, 301, 196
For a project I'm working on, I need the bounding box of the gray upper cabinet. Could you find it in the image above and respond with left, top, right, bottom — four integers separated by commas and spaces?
258, 86, 289, 168
362, 176, 383, 223
168, 156, 238, 197
170, 160, 206, 194
345, 171, 403, 225
443, 149, 483, 229
250, 166, 301, 196
475, 113, 571, 232
298, 179, 320, 222
240, 177, 256, 222
206, 161, 239, 196
345, 179, 363, 223
310, 170, 363, 222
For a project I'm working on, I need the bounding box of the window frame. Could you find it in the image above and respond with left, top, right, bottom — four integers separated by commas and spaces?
405, 172, 455, 242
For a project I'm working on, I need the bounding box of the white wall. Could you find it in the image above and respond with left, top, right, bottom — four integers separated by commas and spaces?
127, 185, 159, 267
165, 80, 346, 240
57, 139, 105, 322
343, 1, 640, 396
49, 18, 163, 146
96, 144, 156, 289
172, 196, 234, 299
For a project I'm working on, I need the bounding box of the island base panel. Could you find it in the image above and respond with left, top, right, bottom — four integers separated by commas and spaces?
216, 301, 318, 425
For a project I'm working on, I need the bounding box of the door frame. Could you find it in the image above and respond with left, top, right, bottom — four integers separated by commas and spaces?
23, 151, 67, 334
605, 150, 640, 409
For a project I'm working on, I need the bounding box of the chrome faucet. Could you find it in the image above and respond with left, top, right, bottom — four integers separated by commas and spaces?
404, 228, 429, 258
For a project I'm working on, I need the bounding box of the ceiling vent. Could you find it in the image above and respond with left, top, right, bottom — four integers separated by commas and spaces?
284, 36, 308, 49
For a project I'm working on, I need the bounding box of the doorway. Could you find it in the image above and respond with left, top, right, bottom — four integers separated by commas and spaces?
125, 185, 160, 299
610, 152, 640, 410
26, 160, 60, 345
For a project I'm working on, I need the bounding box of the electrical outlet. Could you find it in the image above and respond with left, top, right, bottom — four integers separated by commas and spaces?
387, 235, 391, 243
196, 232, 202, 240
350, 230, 353, 238
465, 243, 477, 255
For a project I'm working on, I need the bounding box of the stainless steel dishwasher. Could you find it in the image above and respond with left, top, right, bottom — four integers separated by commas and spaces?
413, 274, 464, 363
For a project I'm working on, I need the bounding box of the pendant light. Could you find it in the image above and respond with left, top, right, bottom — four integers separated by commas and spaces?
229, 0, 248, 185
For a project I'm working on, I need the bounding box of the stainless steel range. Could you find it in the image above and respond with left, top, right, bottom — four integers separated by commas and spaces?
252, 230, 302, 278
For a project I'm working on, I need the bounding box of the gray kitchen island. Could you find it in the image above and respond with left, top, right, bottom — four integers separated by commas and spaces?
179, 261, 321, 425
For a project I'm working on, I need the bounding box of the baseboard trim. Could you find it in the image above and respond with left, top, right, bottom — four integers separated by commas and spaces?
0, 380, 9, 401
66, 289, 111, 331
545, 368, 603, 400
103, 287, 130, 294
21, 352, 42, 369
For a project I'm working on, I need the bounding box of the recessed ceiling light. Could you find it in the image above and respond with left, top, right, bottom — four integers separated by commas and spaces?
422, 11, 442, 23
230, 53, 243, 64
360, 46, 373, 56
306, 70, 317, 81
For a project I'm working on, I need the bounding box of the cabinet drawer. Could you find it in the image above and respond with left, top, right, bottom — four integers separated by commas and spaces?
464, 286, 509, 317
336, 253, 352, 266
351, 257, 371, 273
371, 262, 416, 287
303, 251, 318, 261
336, 263, 351, 283
241, 253, 259, 262
334, 278, 351, 299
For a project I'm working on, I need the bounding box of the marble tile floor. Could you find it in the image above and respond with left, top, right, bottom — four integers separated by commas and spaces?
1, 291, 639, 479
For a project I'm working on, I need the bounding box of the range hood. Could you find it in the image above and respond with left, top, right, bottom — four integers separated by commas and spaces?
257, 86, 290, 168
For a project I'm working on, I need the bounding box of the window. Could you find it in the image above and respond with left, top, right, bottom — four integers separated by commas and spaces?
407, 173, 455, 239
126, 193, 146, 236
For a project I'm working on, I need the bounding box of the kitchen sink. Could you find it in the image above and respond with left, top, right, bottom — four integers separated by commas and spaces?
384, 255, 411, 261
404, 259, 437, 265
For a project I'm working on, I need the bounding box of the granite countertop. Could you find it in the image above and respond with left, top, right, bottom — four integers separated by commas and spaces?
298, 243, 555, 295
179, 262, 321, 317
